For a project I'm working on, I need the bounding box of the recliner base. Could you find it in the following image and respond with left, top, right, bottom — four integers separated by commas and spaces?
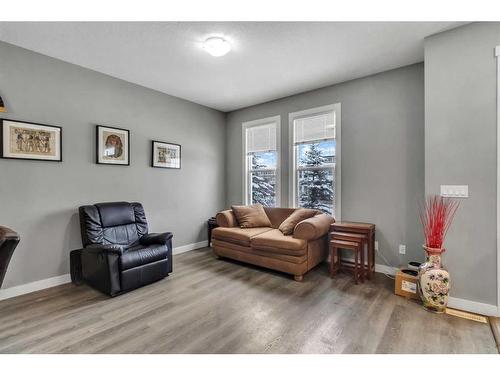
121, 258, 170, 294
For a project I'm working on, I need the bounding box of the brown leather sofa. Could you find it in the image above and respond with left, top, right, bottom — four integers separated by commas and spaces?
212, 207, 334, 281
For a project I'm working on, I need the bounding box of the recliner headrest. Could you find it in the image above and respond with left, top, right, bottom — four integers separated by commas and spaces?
95, 201, 136, 227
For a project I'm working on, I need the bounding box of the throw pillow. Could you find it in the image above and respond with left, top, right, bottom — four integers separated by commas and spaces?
278, 208, 317, 235
231, 204, 272, 228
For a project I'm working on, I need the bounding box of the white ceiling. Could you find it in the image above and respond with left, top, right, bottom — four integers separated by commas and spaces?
0, 22, 465, 112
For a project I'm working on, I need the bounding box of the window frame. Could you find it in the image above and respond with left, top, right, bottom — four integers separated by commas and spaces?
288, 103, 341, 219
242, 115, 281, 207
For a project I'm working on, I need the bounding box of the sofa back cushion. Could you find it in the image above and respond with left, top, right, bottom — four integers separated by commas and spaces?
231, 204, 272, 228
278, 208, 318, 235
263, 207, 297, 229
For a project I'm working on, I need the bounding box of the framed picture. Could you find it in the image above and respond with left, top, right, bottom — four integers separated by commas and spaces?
96, 125, 130, 165
151, 140, 181, 169
0, 118, 62, 162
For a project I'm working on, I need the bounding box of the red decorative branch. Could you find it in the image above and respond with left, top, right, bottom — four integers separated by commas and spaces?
418, 195, 460, 249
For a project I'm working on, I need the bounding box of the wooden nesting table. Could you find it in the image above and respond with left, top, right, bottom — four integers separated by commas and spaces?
330, 221, 376, 280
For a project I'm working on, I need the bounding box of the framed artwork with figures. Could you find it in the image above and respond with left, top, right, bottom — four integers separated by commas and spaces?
151, 140, 181, 169
0, 118, 62, 162
96, 125, 130, 165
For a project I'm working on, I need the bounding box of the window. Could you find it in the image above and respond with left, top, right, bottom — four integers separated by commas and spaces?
289, 104, 341, 217
242, 116, 281, 207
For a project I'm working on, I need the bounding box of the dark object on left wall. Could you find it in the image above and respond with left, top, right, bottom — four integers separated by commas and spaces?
70, 201, 173, 296
0, 94, 5, 112
0, 226, 20, 288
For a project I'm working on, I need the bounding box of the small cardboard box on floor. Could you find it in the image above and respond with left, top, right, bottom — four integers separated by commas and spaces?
395, 268, 420, 300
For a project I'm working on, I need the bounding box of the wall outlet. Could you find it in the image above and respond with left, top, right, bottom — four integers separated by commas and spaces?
399, 244, 406, 255
374, 241, 379, 251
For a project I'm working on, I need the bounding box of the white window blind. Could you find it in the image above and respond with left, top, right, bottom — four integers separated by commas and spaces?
289, 104, 340, 218
246, 123, 277, 153
294, 112, 335, 144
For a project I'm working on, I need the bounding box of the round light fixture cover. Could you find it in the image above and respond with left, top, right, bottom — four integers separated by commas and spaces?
203, 37, 231, 57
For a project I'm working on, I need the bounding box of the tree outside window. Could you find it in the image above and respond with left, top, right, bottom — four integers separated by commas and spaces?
250, 152, 277, 207
297, 141, 335, 215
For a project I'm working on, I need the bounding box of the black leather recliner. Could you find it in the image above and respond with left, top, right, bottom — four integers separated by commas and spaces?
76, 201, 173, 296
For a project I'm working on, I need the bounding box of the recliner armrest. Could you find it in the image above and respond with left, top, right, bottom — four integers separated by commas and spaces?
81, 244, 122, 296
85, 243, 124, 255
293, 213, 334, 241
139, 232, 173, 246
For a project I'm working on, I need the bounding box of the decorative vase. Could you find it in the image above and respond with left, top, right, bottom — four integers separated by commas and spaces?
418, 246, 450, 313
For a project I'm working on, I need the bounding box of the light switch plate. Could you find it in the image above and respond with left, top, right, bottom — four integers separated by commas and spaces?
440, 185, 469, 198
399, 244, 406, 255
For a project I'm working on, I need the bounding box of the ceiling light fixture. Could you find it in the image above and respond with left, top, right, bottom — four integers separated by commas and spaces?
203, 37, 231, 57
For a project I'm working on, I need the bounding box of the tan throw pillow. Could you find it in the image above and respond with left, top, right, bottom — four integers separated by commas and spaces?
278, 208, 317, 235
231, 204, 272, 228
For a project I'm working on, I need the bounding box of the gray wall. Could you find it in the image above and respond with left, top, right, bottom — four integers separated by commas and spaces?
226, 64, 425, 267
425, 22, 500, 305
0, 41, 226, 289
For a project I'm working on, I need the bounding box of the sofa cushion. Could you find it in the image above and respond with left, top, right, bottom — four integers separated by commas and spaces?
212, 239, 307, 264
263, 207, 297, 229
120, 244, 167, 270
212, 226, 273, 247
251, 229, 307, 256
231, 204, 272, 228
278, 208, 318, 235
213, 242, 308, 276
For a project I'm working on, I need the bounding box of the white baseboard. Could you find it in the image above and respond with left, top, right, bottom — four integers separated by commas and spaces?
0, 240, 209, 301
374, 263, 398, 276
448, 297, 499, 317
336, 255, 398, 276
173, 240, 208, 255
0, 273, 71, 301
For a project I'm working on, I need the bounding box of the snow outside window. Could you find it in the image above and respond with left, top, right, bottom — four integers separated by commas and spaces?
243, 117, 280, 207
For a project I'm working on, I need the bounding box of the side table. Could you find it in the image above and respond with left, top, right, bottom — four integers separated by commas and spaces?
330, 221, 376, 279
207, 217, 218, 247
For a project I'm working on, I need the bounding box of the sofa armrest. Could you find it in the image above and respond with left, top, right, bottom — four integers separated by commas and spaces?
140, 232, 173, 246
293, 213, 334, 241
85, 243, 124, 255
216, 210, 238, 227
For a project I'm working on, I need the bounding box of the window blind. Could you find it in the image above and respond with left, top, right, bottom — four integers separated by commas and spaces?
294, 111, 335, 144
246, 122, 277, 153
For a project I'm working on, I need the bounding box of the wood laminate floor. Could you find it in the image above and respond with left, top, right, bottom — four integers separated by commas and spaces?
491, 318, 500, 352
0, 248, 497, 354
